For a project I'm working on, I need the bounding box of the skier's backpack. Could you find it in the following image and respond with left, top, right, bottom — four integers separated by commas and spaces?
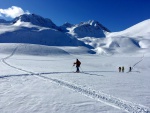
78, 61, 81, 67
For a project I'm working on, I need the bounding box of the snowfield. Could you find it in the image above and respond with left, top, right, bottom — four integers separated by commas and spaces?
0, 14, 150, 113
0, 43, 150, 113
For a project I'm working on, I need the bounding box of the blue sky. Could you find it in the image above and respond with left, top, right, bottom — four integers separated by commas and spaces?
0, 0, 150, 31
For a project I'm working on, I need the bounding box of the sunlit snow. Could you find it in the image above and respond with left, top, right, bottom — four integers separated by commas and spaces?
0, 14, 150, 113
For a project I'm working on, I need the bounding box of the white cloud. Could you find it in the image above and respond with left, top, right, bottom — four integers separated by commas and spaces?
0, 6, 30, 18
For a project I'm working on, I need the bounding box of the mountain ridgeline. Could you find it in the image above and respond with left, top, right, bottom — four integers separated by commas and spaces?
12, 14, 59, 29
0, 14, 110, 48
0, 13, 150, 55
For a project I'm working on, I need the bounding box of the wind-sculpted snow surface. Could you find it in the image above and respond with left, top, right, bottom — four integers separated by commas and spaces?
0, 27, 88, 47
1, 14, 150, 113
80, 35, 150, 56
0, 43, 94, 56
2, 53, 150, 113
37, 74, 150, 113
108, 19, 150, 38
1, 56, 150, 113
0, 43, 150, 113
78, 19, 150, 55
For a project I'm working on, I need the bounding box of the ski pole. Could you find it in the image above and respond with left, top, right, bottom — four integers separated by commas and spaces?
80, 66, 83, 72
70, 65, 74, 72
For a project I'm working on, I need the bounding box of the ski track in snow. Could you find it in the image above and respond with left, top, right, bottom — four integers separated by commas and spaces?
126, 54, 144, 73
1, 46, 150, 113
132, 54, 145, 69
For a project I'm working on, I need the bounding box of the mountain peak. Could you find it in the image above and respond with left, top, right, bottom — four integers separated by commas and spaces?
62, 22, 74, 28
79, 20, 110, 32
64, 20, 111, 38
59, 22, 74, 32
88, 20, 96, 25
88, 20, 101, 26
12, 13, 58, 29
79, 20, 98, 25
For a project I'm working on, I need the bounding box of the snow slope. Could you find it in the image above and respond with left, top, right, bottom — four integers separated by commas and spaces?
79, 19, 150, 55
0, 13, 150, 113
0, 43, 95, 56
108, 19, 150, 38
0, 43, 150, 113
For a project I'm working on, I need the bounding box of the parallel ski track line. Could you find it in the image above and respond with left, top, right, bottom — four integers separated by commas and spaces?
126, 54, 145, 73
1, 47, 150, 113
132, 54, 145, 69
37, 74, 150, 113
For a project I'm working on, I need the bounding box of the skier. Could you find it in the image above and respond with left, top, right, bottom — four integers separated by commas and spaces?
118, 67, 121, 72
73, 59, 81, 73
122, 66, 124, 72
129, 67, 132, 72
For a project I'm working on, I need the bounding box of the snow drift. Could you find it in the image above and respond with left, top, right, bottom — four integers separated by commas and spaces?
80, 19, 150, 55
0, 43, 95, 56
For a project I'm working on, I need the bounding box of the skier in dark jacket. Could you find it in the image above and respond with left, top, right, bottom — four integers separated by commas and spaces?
122, 66, 124, 72
129, 67, 132, 72
118, 67, 121, 72
73, 59, 81, 72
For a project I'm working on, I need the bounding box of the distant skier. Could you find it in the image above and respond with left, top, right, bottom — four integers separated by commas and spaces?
73, 59, 81, 73
122, 66, 124, 72
118, 67, 121, 72
129, 67, 132, 72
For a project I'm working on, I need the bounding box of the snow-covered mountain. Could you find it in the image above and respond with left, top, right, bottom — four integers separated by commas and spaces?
0, 14, 92, 48
70, 19, 150, 54
80, 19, 150, 55
1, 43, 150, 113
61, 20, 110, 38
60, 22, 74, 32
107, 19, 150, 37
0, 13, 150, 55
12, 14, 58, 29
1, 13, 150, 113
